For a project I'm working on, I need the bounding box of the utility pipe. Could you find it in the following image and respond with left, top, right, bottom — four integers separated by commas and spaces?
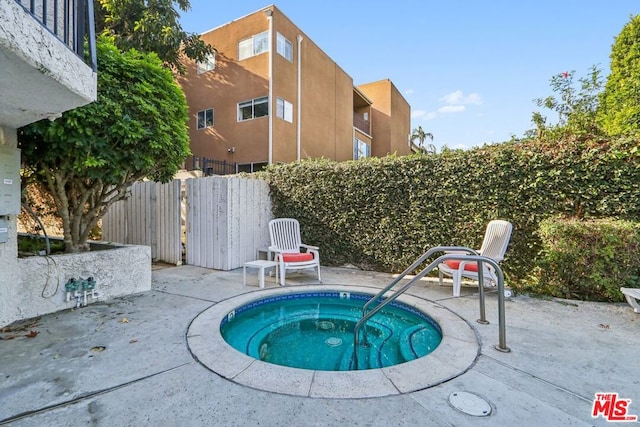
265, 9, 274, 164
296, 35, 303, 161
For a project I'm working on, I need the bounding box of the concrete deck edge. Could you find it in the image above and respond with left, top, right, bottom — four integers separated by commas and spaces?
186, 284, 480, 398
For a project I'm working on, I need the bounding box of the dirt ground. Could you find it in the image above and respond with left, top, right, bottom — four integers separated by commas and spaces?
18, 183, 64, 237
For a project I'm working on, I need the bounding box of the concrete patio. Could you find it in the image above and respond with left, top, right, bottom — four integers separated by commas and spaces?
0, 265, 638, 426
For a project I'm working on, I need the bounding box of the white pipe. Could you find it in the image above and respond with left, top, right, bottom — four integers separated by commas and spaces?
297, 35, 303, 161
266, 10, 274, 164
353, 128, 358, 159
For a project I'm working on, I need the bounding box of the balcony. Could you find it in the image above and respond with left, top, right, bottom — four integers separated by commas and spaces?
353, 113, 370, 135
0, 0, 97, 128
353, 86, 372, 136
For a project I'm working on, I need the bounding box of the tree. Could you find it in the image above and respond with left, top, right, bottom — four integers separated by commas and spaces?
410, 126, 436, 154
530, 66, 604, 141
18, 36, 190, 252
597, 14, 640, 136
95, 0, 214, 74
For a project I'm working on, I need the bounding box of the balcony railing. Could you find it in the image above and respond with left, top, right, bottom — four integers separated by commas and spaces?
353, 114, 370, 135
15, 0, 97, 72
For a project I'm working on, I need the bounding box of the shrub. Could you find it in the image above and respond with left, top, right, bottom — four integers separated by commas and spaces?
264, 135, 640, 300
524, 217, 640, 301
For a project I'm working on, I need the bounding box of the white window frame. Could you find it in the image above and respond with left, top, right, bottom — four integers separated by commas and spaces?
276, 97, 293, 123
238, 97, 269, 121
238, 38, 253, 60
196, 53, 216, 74
197, 108, 214, 129
276, 33, 293, 62
238, 31, 269, 60
353, 137, 371, 160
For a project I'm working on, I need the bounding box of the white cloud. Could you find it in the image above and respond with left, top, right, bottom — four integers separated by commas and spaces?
412, 90, 480, 122
438, 105, 466, 113
441, 90, 482, 105
412, 110, 438, 120
405, 89, 414, 95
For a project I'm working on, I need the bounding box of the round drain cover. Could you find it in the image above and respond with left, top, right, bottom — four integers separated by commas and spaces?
318, 321, 335, 330
325, 337, 343, 347
448, 391, 492, 416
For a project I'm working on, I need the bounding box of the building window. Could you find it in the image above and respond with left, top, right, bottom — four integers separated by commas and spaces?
238, 97, 269, 121
238, 31, 269, 60
237, 162, 268, 173
276, 33, 293, 61
353, 138, 371, 160
197, 108, 214, 129
196, 53, 216, 74
276, 97, 293, 123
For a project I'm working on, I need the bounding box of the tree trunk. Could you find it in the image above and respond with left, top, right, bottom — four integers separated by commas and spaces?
44, 169, 132, 253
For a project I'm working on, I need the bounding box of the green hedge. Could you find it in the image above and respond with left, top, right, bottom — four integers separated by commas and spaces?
264, 136, 640, 300
524, 218, 640, 301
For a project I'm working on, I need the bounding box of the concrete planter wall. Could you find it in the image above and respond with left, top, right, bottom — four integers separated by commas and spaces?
1, 243, 151, 327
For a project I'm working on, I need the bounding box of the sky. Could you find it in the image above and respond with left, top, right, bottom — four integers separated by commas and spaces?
179, 1, 639, 151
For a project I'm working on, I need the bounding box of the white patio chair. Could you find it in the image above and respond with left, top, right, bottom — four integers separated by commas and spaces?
620, 287, 640, 313
268, 218, 321, 286
438, 220, 513, 297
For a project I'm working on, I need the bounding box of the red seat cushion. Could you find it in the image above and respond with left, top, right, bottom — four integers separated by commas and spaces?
282, 252, 314, 262
444, 259, 479, 272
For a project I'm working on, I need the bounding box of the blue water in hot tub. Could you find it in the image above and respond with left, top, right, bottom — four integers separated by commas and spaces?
220, 291, 442, 371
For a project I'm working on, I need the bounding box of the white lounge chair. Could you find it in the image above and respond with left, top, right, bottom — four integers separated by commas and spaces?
269, 218, 321, 286
621, 287, 640, 313
438, 220, 513, 297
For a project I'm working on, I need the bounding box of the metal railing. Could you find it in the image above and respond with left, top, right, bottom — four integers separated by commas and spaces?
192, 156, 238, 176
352, 246, 511, 370
15, 0, 97, 72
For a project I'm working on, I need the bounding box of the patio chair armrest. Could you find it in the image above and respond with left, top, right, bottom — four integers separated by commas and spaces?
300, 244, 319, 251
444, 247, 479, 256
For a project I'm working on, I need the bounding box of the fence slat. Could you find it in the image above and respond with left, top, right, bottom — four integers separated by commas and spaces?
102, 180, 182, 265
185, 176, 271, 270
156, 180, 182, 265
105, 176, 271, 270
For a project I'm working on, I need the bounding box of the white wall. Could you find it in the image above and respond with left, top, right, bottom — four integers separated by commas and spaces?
1, 243, 151, 327
0, 131, 151, 329
0, 0, 97, 127
0, 126, 22, 325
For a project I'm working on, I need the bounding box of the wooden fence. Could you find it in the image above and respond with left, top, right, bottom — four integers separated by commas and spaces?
102, 176, 271, 269
102, 180, 182, 265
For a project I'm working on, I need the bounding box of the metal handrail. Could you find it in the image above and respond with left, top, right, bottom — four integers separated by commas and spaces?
352, 247, 511, 369
360, 246, 476, 316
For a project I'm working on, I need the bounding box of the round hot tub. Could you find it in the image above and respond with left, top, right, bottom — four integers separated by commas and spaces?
220, 291, 442, 371
187, 285, 479, 398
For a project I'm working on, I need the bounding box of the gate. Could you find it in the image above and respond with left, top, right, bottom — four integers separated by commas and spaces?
102, 176, 272, 269
102, 180, 182, 265
185, 176, 271, 270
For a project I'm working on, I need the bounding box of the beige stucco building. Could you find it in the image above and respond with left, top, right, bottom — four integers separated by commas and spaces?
178, 5, 411, 173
